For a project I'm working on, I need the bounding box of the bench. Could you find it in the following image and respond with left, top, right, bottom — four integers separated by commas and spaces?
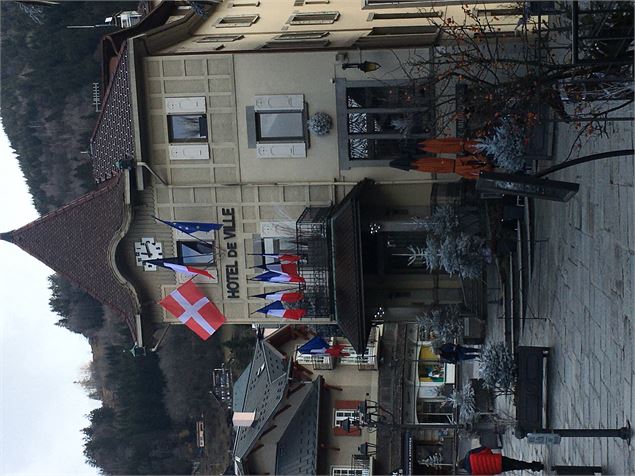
514, 346, 550, 439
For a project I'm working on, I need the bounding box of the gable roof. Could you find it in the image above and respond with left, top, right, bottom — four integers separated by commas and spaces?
275, 378, 321, 475
233, 338, 290, 460
1, 175, 139, 336
90, 43, 135, 184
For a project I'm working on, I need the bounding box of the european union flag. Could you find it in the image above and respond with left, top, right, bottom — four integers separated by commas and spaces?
153, 216, 223, 234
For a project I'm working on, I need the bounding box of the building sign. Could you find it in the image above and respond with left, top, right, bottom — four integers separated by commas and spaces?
221, 208, 240, 299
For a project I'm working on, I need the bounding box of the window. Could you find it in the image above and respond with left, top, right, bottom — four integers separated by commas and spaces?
217, 14, 259, 27
263, 39, 330, 49
177, 241, 215, 266
416, 399, 453, 424
247, 95, 308, 157
365, 0, 435, 6
336, 80, 433, 168
197, 34, 244, 42
288, 11, 339, 25
168, 115, 208, 142
334, 409, 361, 425
331, 467, 366, 476
276, 31, 329, 40
256, 112, 304, 141
476, 6, 523, 16
355, 25, 439, 47
368, 11, 441, 20
229, 1, 260, 6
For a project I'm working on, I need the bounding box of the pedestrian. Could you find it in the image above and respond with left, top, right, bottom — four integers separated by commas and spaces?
459, 446, 544, 474
433, 341, 481, 363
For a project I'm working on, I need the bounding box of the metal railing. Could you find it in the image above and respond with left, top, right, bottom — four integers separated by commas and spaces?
296, 207, 333, 318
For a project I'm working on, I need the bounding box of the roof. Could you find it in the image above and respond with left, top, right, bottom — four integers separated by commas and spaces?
90, 43, 135, 184
232, 362, 251, 413
233, 339, 290, 460
1, 175, 138, 335
328, 179, 374, 354
275, 378, 321, 475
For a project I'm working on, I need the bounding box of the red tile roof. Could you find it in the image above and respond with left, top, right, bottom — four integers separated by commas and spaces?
1, 175, 139, 336
90, 43, 135, 184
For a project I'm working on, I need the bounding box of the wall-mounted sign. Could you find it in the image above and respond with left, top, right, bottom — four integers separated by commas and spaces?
221, 208, 240, 299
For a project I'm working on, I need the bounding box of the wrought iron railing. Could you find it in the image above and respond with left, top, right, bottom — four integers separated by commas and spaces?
296, 207, 333, 318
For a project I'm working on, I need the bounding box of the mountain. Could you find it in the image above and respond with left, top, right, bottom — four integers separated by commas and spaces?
0, 1, 128, 212
1, 3, 232, 473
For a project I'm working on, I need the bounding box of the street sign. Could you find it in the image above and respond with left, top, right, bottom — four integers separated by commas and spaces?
527, 432, 562, 445
476, 172, 579, 202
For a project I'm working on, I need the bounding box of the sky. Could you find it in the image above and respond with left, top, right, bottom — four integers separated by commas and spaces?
0, 124, 101, 475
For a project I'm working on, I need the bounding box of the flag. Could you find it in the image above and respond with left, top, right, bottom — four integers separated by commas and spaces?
153, 216, 223, 234
249, 253, 302, 262
251, 290, 303, 303
146, 257, 214, 279
297, 336, 330, 354
255, 301, 306, 320
252, 271, 305, 283
297, 336, 350, 357
159, 280, 225, 340
255, 262, 299, 276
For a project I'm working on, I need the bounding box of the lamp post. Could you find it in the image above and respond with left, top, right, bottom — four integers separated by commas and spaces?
516, 420, 632, 445
341, 61, 382, 73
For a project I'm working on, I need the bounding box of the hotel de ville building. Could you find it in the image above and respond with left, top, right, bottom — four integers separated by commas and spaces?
2, 1, 535, 473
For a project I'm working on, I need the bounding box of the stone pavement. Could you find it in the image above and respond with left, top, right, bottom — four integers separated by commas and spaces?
486, 111, 635, 475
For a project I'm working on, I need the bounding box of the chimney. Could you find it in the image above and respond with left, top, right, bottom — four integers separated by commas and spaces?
233, 412, 256, 427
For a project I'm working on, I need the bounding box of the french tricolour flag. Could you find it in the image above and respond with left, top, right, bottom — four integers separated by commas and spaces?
256, 262, 299, 276
146, 257, 214, 279
252, 291, 304, 303
297, 336, 350, 357
252, 271, 305, 284
255, 301, 306, 320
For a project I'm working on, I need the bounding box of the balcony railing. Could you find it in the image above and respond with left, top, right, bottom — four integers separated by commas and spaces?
296, 207, 333, 317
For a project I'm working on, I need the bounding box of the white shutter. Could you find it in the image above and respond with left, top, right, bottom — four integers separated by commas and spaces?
169, 144, 210, 160
165, 97, 206, 114
256, 142, 306, 158
254, 94, 304, 111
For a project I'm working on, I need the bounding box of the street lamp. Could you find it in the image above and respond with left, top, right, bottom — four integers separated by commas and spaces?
341, 61, 382, 73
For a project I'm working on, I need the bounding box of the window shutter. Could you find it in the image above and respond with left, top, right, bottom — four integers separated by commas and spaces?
254, 94, 304, 111
256, 142, 306, 158
165, 97, 206, 114
169, 144, 210, 160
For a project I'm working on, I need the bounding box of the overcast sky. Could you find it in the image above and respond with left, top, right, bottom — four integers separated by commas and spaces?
0, 123, 101, 475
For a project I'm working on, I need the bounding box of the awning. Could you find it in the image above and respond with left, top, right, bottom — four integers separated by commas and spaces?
328, 179, 374, 354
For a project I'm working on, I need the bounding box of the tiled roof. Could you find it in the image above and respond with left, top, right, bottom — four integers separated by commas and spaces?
1, 175, 138, 335
90, 43, 135, 184
232, 362, 251, 413
329, 179, 374, 354
233, 339, 290, 460
275, 378, 321, 475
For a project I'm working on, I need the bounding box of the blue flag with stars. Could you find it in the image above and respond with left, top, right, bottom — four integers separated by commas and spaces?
153, 216, 223, 233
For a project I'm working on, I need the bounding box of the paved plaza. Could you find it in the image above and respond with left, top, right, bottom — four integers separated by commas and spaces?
486, 110, 635, 474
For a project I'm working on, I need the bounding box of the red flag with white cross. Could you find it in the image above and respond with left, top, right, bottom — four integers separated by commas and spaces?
159, 280, 226, 340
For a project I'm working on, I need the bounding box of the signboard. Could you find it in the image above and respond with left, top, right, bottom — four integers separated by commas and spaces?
476, 172, 579, 202
527, 432, 562, 445
221, 208, 240, 299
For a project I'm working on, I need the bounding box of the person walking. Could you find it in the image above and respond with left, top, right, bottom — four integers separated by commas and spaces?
433, 342, 481, 364
459, 446, 544, 474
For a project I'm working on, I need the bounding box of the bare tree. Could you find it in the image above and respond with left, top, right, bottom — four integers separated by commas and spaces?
394, 3, 633, 156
